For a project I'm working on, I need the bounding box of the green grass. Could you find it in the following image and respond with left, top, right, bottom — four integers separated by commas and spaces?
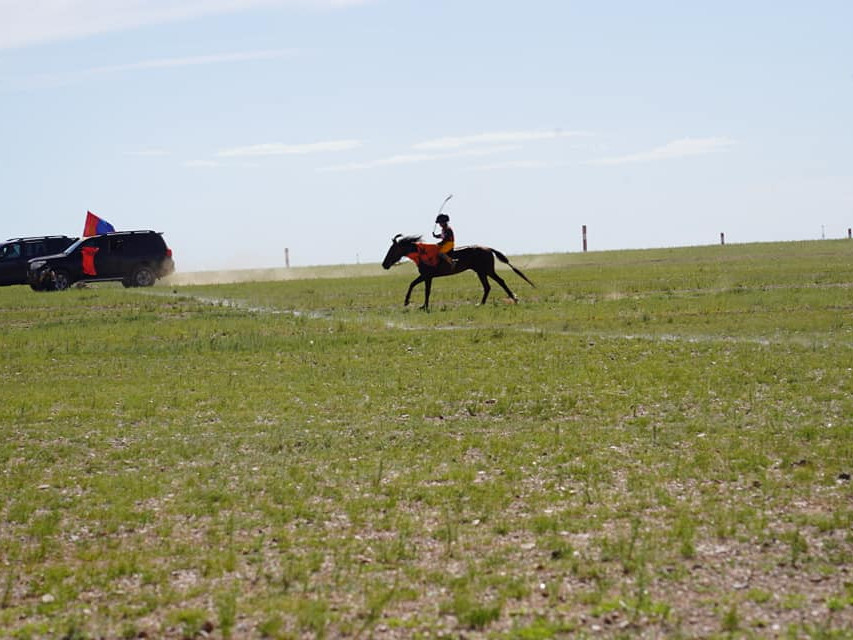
2, 240, 853, 638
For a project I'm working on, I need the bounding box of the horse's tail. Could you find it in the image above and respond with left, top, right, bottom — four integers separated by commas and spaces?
491, 249, 536, 288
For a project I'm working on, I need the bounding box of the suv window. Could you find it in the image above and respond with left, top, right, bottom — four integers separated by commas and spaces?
81, 237, 106, 251
129, 234, 163, 255
109, 237, 127, 253
0, 243, 21, 260
25, 242, 46, 258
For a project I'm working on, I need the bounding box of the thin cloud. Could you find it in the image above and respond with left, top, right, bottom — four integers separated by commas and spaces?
9, 48, 300, 91
123, 149, 170, 157
413, 129, 593, 151
183, 160, 221, 168
320, 153, 440, 172
0, 0, 375, 50
217, 139, 362, 158
184, 159, 266, 169
463, 160, 555, 172
318, 145, 520, 172
587, 137, 737, 166
88, 49, 299, 75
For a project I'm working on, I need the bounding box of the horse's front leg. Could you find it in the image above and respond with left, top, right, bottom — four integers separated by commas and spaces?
420, 278, 432, 310
404, 275, 426, 306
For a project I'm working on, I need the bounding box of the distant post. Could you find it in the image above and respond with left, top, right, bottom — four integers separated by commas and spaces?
285, 248, 290, 268
720, 232, 725, 246
848, 228, 851, 239
582, 225, 588, 252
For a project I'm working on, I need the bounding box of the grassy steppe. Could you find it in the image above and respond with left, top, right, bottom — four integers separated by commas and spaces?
2, 240, 853, 639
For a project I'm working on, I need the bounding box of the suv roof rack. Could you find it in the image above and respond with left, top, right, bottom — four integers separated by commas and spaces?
99, 230, 163, 236
4, 235, 75, 242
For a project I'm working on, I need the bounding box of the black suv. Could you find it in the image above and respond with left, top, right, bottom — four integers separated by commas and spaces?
28, 230, 175, 291
0, 236, 78, 286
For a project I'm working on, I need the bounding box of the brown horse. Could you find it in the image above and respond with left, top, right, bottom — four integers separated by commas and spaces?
381, 234, 535, 309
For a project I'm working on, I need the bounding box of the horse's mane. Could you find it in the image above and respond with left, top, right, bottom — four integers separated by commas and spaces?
398, 234, 423, 244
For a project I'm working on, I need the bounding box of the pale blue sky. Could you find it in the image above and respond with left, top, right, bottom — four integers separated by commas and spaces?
1, 0, 851, 271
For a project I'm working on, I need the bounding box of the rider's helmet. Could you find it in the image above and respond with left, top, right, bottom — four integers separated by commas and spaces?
435, 213, 450, 224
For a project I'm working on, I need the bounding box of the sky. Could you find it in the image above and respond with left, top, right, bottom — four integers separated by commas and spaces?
1, 0, 851, 272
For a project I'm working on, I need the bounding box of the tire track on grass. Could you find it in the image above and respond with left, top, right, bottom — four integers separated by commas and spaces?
143, 289, 850, 349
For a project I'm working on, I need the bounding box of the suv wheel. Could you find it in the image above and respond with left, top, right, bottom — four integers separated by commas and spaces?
51, 270, 71, 291
128, 264, 156, 287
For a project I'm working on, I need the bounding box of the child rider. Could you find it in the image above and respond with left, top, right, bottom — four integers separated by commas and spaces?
433, 213, 455, 268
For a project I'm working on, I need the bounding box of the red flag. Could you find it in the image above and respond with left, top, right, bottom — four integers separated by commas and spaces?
81, 246, 99, 276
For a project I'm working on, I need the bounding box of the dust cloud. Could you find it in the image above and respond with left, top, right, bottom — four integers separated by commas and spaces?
160, 252, 553, 287
161, 263, 387, 286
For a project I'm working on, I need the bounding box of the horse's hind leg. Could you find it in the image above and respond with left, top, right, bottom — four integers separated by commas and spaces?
489, 272, 518, 303
477, 272, 491, 304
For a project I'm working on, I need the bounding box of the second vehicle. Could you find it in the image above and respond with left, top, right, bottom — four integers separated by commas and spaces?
0, 236, 77, 287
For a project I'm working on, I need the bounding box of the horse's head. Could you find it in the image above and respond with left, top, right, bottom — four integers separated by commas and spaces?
382, 234, 420, 269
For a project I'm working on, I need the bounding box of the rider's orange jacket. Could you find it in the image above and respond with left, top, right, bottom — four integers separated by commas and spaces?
434, 225, 454, 254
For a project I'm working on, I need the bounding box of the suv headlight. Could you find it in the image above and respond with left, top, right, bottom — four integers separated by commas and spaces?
30, 260, 46, 270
